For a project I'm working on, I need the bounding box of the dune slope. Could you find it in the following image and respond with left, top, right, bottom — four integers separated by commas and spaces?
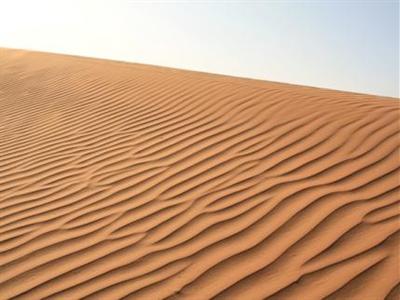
0, 49, 399, 300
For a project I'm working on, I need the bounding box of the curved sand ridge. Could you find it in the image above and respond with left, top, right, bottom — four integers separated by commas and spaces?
0, 49, 399, 300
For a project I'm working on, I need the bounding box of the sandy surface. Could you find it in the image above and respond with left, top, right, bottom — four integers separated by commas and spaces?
0, 48, 399, 300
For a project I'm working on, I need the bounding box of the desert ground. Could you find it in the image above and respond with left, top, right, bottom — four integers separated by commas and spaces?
0, 49, 399, 299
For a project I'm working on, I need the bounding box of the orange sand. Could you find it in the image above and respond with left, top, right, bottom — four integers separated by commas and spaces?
0, 49, 399, 300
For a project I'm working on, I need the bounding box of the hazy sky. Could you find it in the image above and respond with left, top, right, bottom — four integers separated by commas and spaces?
1, 0, 399, 97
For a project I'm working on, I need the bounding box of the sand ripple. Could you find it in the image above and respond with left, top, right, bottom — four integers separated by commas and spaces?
0, 49, 399, 300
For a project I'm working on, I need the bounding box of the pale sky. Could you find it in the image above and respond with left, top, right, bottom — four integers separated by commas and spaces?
1, 0, 399, 97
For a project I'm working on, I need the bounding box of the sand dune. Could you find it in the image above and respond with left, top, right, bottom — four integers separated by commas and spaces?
0, 48, 399, 300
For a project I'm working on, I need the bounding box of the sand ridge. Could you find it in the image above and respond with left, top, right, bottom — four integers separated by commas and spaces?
0, 48, 399, 299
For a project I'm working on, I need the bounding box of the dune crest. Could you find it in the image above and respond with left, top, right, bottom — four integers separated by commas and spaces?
0, 49, 399, 300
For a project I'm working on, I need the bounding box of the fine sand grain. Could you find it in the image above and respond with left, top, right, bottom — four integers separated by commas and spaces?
0, 48, 399, 300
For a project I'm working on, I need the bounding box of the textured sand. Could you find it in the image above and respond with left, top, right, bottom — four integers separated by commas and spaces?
0, 49, 399, 300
